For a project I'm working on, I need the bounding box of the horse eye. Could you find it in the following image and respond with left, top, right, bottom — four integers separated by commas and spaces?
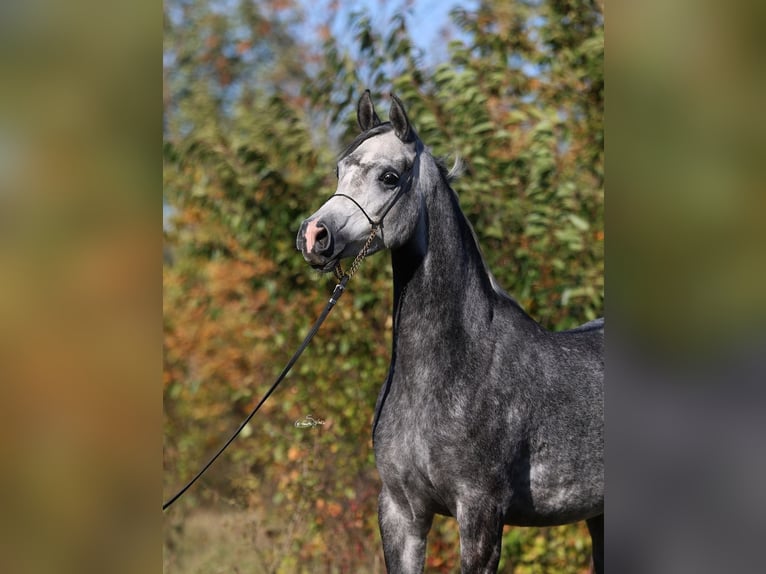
381, 171, 400, 187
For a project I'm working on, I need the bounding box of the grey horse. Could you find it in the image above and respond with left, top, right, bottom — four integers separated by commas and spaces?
297, 91, 604, 574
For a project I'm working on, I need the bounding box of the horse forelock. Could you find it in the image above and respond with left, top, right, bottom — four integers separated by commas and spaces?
337, 123, 425, 161
337, 124, 395, 163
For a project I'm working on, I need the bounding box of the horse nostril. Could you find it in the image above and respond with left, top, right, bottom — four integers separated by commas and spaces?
305, 219, 333, 255
315, 226, 329, 250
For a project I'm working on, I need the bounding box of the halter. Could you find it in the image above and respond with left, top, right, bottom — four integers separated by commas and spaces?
327, 139, 423, 280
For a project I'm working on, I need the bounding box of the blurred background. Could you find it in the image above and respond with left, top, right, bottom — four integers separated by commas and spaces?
2, 0, 764, 573
161, 0, 602, 572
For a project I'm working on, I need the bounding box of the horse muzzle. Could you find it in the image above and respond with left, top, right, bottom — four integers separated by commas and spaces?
297, 218, 339, 272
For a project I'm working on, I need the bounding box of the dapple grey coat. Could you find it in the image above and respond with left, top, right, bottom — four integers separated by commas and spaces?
297, 92, 604, 574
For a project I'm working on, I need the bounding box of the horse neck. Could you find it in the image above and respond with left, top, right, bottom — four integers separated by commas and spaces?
391, 178, 497, 339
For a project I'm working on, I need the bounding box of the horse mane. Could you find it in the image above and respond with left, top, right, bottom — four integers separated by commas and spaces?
425, 147, 538, 322
435, 154, 464, 184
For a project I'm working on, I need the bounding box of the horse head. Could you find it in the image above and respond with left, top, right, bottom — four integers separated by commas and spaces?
296, 91, 424, 272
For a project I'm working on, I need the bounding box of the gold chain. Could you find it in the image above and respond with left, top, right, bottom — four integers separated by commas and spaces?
333, 225, 380, 281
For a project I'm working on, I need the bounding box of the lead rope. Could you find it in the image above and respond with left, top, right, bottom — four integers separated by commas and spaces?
163, 225, 380, 511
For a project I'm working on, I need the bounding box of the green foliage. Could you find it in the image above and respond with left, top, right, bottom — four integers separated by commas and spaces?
164, 0, 602, 571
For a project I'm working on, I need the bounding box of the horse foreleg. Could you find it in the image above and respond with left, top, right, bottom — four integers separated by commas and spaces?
586, 514, 604, 574
378, 488, 433, 574
456, 502, 504, 574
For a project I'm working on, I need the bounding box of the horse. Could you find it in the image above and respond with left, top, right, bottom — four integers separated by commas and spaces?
296, 91, 604, 574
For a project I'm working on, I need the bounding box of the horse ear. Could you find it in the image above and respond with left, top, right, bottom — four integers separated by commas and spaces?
357, 89, 381, 132
389, 93, 412, 142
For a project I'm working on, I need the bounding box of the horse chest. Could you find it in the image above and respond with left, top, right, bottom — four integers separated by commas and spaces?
373, 374, 505, 512
374, 416, 458, 515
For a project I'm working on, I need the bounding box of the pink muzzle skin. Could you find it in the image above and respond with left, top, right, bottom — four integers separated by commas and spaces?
304, 219, 323, 253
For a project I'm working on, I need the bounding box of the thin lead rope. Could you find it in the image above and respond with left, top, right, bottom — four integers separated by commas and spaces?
164, 249, 374, 511
165, 141, 419, 511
